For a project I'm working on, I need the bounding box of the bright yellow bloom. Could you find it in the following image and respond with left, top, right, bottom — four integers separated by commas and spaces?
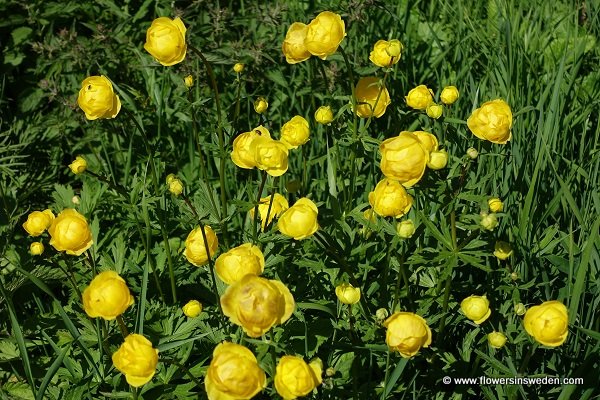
254, 97, 268, 114
440, 86, 459, 105
82, 271, 134, 320
184, 75, 194, 87
277, 198, 319, 240
252, 137, 289, 177
275, 356, 323, 400
405, 85, 434, 110
215, 243, 265, 285
30, 242, 44, 256
182, 300, 202, 317
467, 99, 512, 144
384, 312, 432, 358
461, 295, 491, 324
48, 209, 93, 256
205, 342, 266, 400
494, 241, 513, 260
304, 11, 346, 59
396, 219, 415, 239
314, 106, 334, 124
231, 126, 271, 169
69, 156, 87, 174
488, 197, 503, 212
249, 193, 290, 231
369, 39, 402, 67
77, 76, 121, 120
379, 132, 429, 187
280, 115, 310, 149
184, 225, 218, 266
427, 150, 448, 170
168, 177, 183, 196
221, 274, 295, 337
233, 63, 245, 73
413, 131, 439, 153
144, 17, 187, 66
335, 283, 361, 305
488, 332, 507, 349
426, 103, 443, 119
282, 22, 311, 64
354, 77, 391, 119
22, 209, 54, 237
112, 334, 158, 387
523, 301, 568, 347
368, 178, 413, 218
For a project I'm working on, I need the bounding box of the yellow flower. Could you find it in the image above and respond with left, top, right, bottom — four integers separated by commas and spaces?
82, 271, 134, 320
488, 332, 507, 349
314, 106, 334, 124
182, 300, 202, 318
184, 225, 218, 266
480, 213, 498, 231
205, 342, 266, 400
69, 156, 87, 174
427, 150, 448, 170
30, 242, 44, 256
144, 17, 186, 66
405, 85, 434, 110
233, 63, 245, 73
48, 209, 93, 256
466, 147, 478, 159
426, 103, 443, 119
304, 11, 346, 60
77, 76, 121, 120
22, 209, 54, 237
494, 241, 513, 260
277, 198, 319, 240
252, 136, 289, 177
368, 178, 413, 218
467, 99, 512, 144
440, 86, 459, 105
488, 197, 503, 212
376, 308, 389, 321
413, 131, 439, 153
354, 77, 391, 119
515, 303, 527, 316
379, 131, 429, 187
215, 243, 265, 285
280, 115, 310, 149
335, 283, 361, 305
254, 97, 268, 114
282, 22, 311, 64
275, 356, 323, 400
184, 75, 194, 88
231, 126, 271, 169
384, 312, 432, 358
396, 219, 415, 239
523, 300, 568, 347
168, 177, 183, 196
221, 274, 295, 337
460, 295, 491, 324
369, 39, 402, 67
112, 334, 158, 387
249, 193, 290, 231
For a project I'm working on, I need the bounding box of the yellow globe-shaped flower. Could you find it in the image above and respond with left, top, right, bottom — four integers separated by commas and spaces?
215, 243, 265, 285
48, 209, 93, 256
335, 283, 361, 305
280, 115, 310, 149
405, 85, 434, 110
369, 39, 402, 67
460, 295, 491, 324
384, 312, 432, 358
314, 106, 334, 124
379, 132, 429, 187
249, 193, 290, 231
304, 11, 346, 60
275, 356, 323, 400
231, 126, 271, 169
282, 22, 311, 64
523, 300, 568, 347
112, 334, 158, 387
82, 271, 134, 320
368, 178, 413, 218
22, 209, 54, 237
277, 198, 319, 240
467, 99, 512, 144
440, 86, 459, 105
182, 300, 203, 318
488, 331, 507, 349
354, 77, 391, 119
144, 17, 187, 66
77, 76, 121, 120
251, 136, 289, 177
184, 225, 218, 266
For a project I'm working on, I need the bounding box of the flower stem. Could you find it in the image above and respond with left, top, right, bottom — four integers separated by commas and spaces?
162, 359, 202, 391
197, 220, 225, 323
116, 315, 129, 338
252, 171, 268, 244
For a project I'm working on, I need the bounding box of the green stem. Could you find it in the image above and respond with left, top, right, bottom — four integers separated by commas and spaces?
188, 44, 229, 247
116, 315, 129, 338
262, 178, 278, 233
85, 170, 129, 198
197, 220, 225, 322
438, 209, 458, 335
253, 171, 268, 243
518, 344, 536, 374
162, 359, 202, 390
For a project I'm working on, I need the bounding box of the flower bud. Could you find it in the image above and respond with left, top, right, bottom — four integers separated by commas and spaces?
494, 241, 513, 260
466, 147, 478, 159
405, 85, 434, 110
480, 213, 498, 231
514, 303, 526, 316
30, 242, 44, 256
112, 334, 159, 387
254, 97, 268, 114
488, 197, 503, 212
72, 196, 80, 205
440, 86, 459, 105
325, 367, 336, 377
233, 63, 245, 73
184, 75, 193, 88
168, 177, 183, 196
488, 332, 507, 349
144, 17, 187, 66
510, 272, 519, 281
69, 156, 87, 174
460, 295, 491, 324
182, 300, 202, 318
426, 103, 443, 119
335, 283, 361, 305
376, 308, 389, 321
427, 150, 448, 170
184, 225, 218, 266
314, 106, 334, 125
396, 219, 416, 239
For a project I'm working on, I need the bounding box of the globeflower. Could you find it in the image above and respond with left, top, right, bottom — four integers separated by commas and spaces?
304, 11, 346, 59
368, 178, 413, 218
231, 126, 271, 169
384, 312, 432, 358
77, 76, 121, 120
369, 39, 402, 67
22, 209, 55, 237
440, 86, 459, 105
335, 283, 361, 305
467, 99, 512, 144
30, 242, 44, 256
314, 106, 334, 124
493, 241, 513, 260
215, 243, 265, 285
405, 85, 434, 110
251, 136, 289, 177
82, 271, 134, 320
254, 97, 268, 114
280, 115, 310, 149
282, 22, 311, 64
112, 334, 159, 387
278, 198, 319, 240
144, 17, 187, 66
396, 219, 415, 239
221, 274, 295, 337
426, 103, 443, 119
354, 77, 391, 118
488, 197, 503, 212
460, 295, 491, 324
523, 300, 568, 347
488, 332, 507, 349
249, 193, 289, 231
48, 209, 93, 256
233, 63, 245, 73
182, 300, 202, 318
275, 356, 323, 400
69, 156, 87, 174
379, 131, 429, 187
184, 225, 218, 266
427, 150, 448, 170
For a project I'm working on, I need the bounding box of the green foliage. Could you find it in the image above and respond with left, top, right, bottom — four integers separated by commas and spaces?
1, 0, 599, 399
